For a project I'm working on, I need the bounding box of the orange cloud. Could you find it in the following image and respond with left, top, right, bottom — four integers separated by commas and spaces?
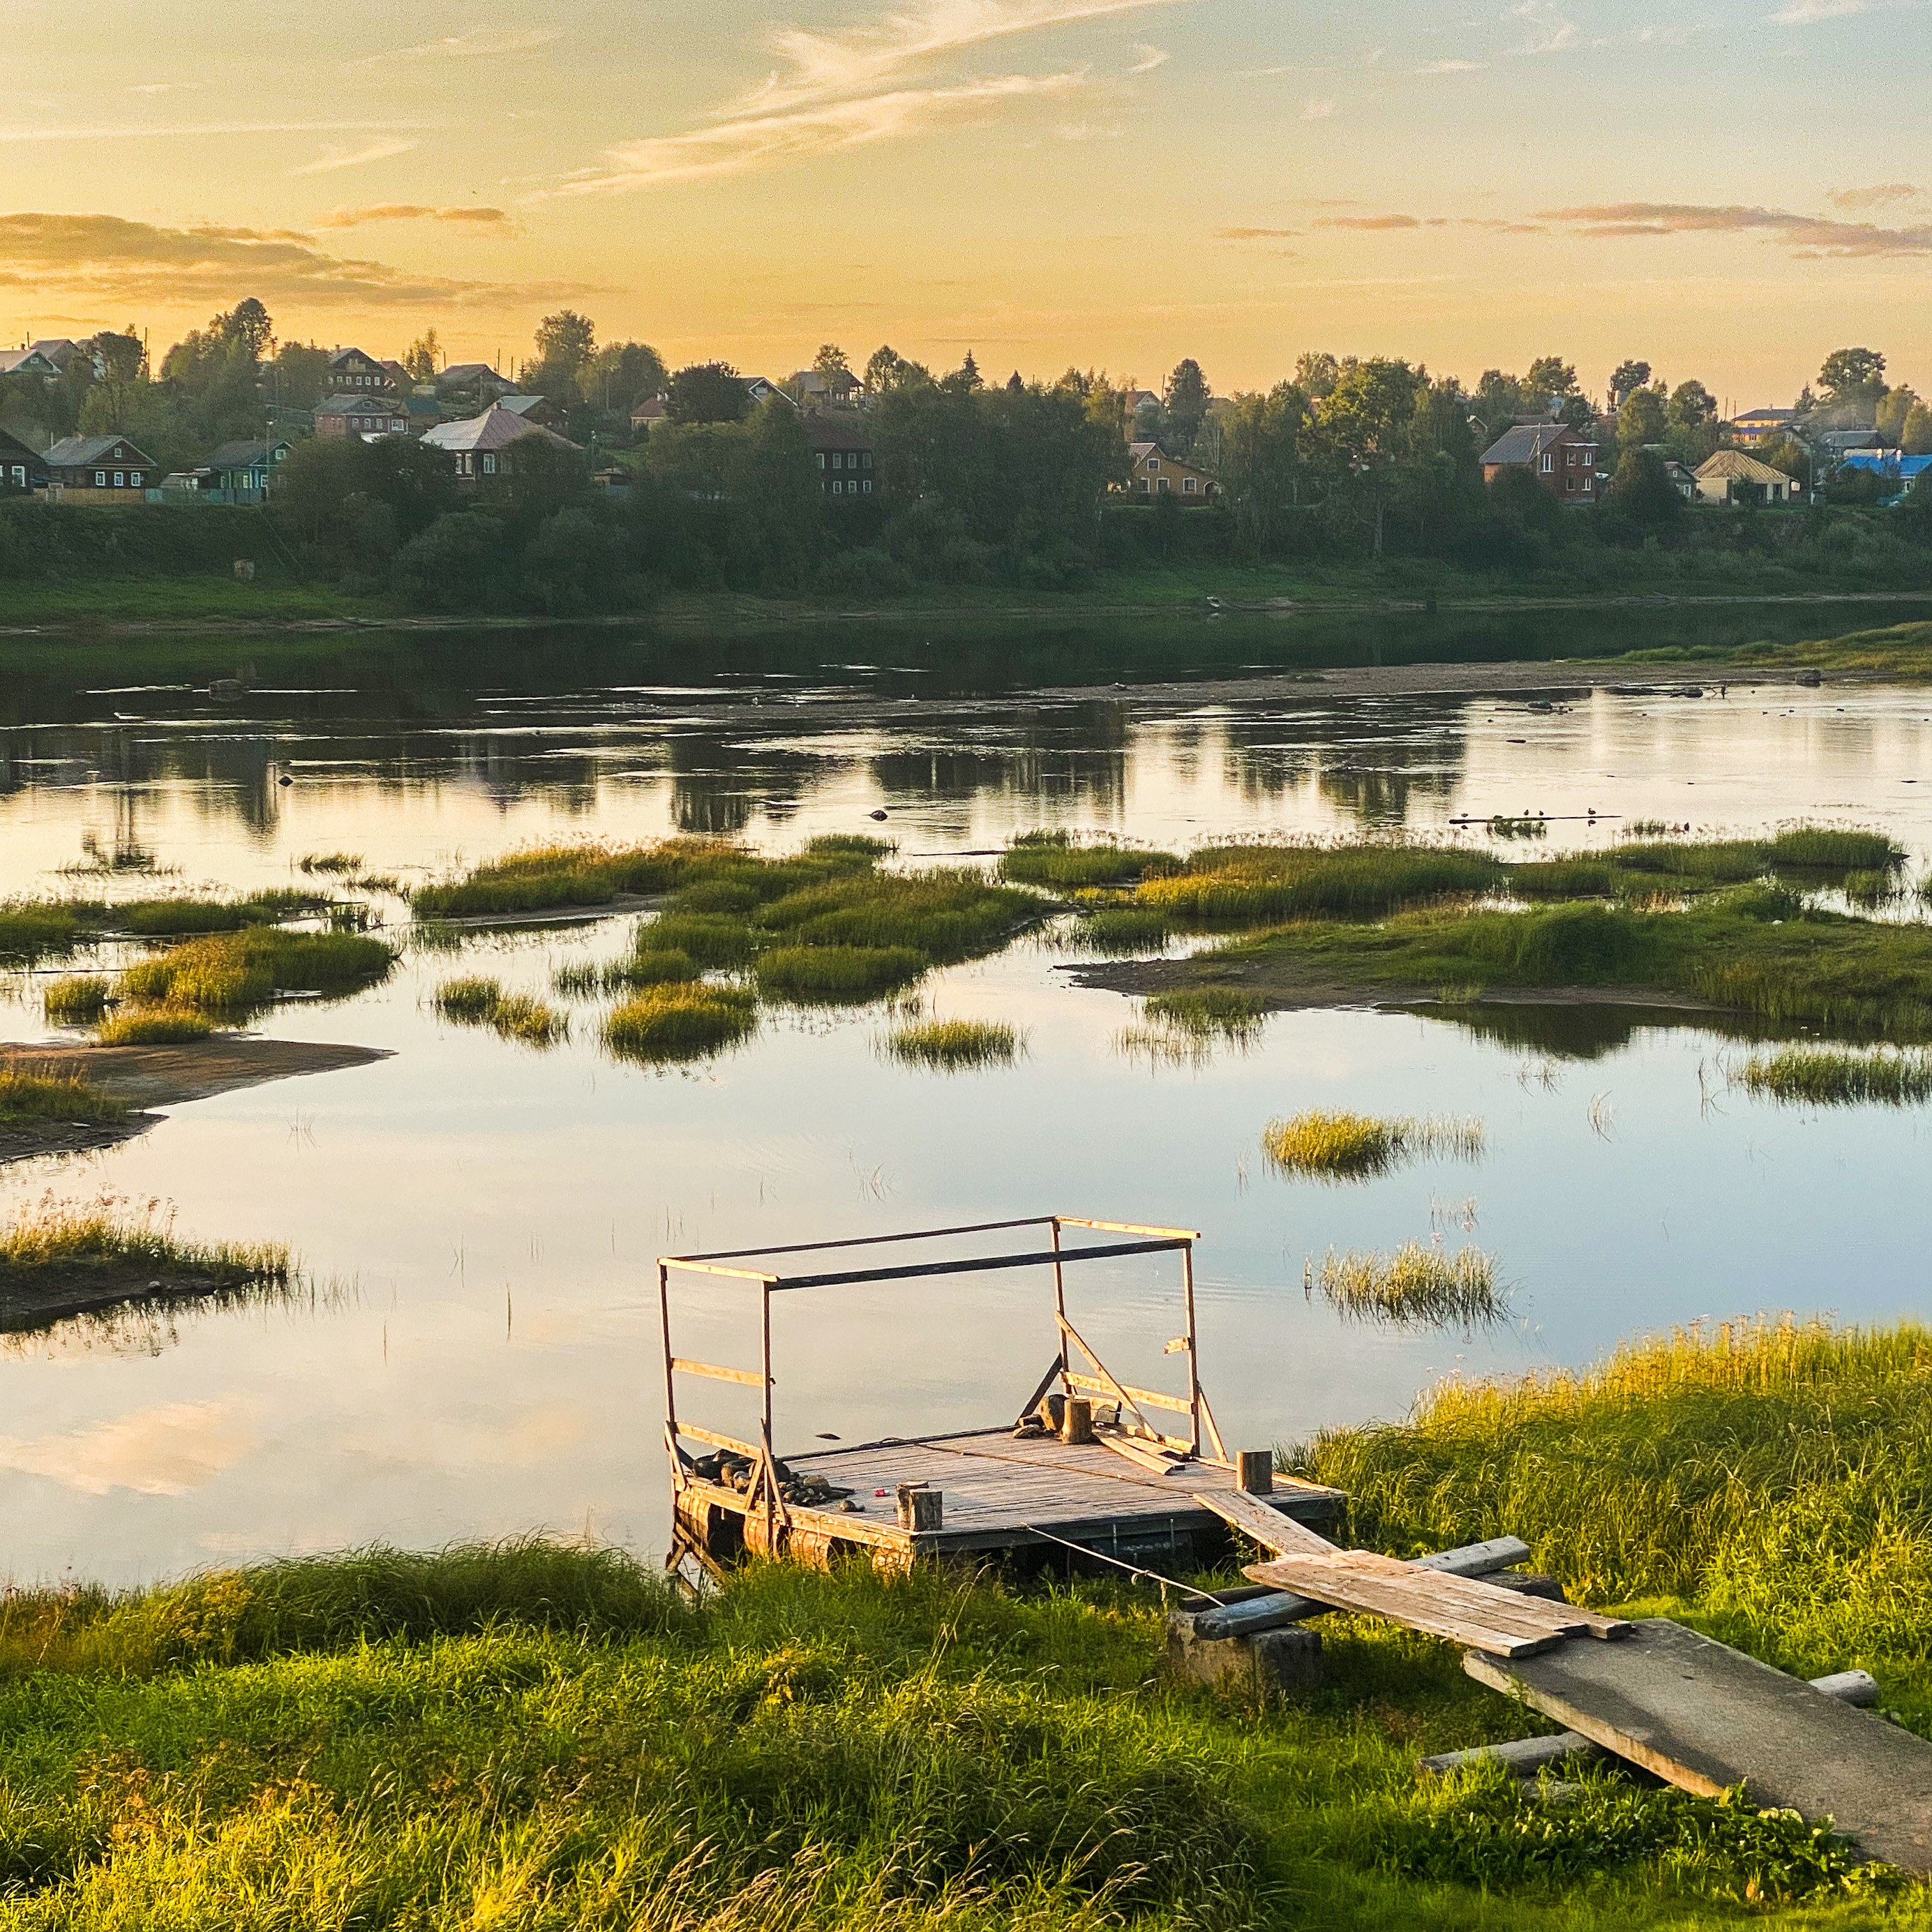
316, 204, 516, 230
1539, 200, 1932, 255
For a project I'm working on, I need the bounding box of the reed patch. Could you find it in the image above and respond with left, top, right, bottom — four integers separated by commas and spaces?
604, 984, 757, 1063
1732, 1047, 1932, 1106
1310, 1242, 1504, 1327
1264, 1111, 1485, 1180
42, 975, 110, 1024
885, 1017, 1026, 1070
0, 1070, 126, 1125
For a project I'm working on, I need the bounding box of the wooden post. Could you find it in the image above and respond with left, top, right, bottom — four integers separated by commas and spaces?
1181, 1240, 1201, 1456
1063, 1396, 1095, 1444
896, 1483, 943, 1531
1237, 1450, 1273, 1495
1050, 1216, 1069, 1393
760, 1282, 776, 1554
658, 1262, 677, 1474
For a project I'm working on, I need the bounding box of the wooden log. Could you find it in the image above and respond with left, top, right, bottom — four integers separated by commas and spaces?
895, 1483, 943, 1532
1061, 1397, 1095, 1445
1236, 1450, 1274, 1495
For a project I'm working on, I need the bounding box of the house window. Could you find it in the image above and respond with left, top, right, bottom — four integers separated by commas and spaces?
1582, 449, 1594, 467
832, 479, 843, 495
95, 471, 106, 486
481, 454, 497, 475
862, 479, 871, 493
1582, 477, 1592, 492
817, 452, 828, 469
861, 452, 872, 469
1158, 477, 1170, 492
1541, 454, 1554, 473
1566, 449, 1575, 465
1147, 457, 1160, 472
1565, 477, 1575, 492
112, 472, 124, 487
130, 472, 142, 488
1183, 477, 1197, 493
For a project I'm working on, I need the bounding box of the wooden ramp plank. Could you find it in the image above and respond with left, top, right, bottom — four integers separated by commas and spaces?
1192, 1488, 1338, 1556
1465, 1619, 1932, 1875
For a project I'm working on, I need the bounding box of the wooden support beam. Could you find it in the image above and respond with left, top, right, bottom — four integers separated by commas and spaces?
671, 1357, 764, 1388
1194, 1488, 1340, 1557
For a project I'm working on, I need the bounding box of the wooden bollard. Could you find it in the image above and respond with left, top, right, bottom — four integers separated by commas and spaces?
896, 1483, 943, 1532
1062, 1397, 1095, 1444
1041, 1392, 1067, 1433
1236, 1450, 1273, 1495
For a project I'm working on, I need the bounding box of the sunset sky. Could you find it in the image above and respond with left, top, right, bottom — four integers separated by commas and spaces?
4, 0, 1929, 405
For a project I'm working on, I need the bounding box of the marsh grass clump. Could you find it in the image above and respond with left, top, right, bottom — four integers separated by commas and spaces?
93, 1005, 215, 1046
0, 1193, 290, 1285
0, 1070, 126, 1125
0, 901, 83, 965
604, 950, 699, 990
755, 869, 1033, 961
1841, 867, 1901, 908
43, 975, 110, 1024
1312, 1243, 1503, 1328
1138, 841, 1504, 927
121, 929, 394, 1014
1263, 1111, 1485, 1181
642, 913, 757, 969
1735, 1047, 1932, 1106
756, 944, 926, 1003
1767, 825, 1905, 874
550, 959, 604, 998
115, 889, 320, 936
1073, 906, 1172, 953
604, 983, 757, 1063
298, 853, 364, 876
885, 1017, 1025, 1071
1000, 832, 1180, 892
802, 832, 896, 860
486, 994, 569, 1048
1144, 987, 1268, 1039
409, 839, 707, 919
433, 976, 504, 1023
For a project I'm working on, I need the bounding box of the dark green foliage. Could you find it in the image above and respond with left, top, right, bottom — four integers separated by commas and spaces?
754, 871, 1033, 962
1462, 904, 1642, 981
114, 889, 318, 935
1076, 906, 1172, 953
0, 1070, 125, 1125
604, 984, 757, 1061
1767, 827, 1905, 872
0, 902, 82, 964
999, 833, 1179, 890
603, 949, 699, 989
1141, 845, 1504, 924
643, 913, 758, 968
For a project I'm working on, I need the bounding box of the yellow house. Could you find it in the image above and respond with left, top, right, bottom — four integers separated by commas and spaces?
1126, 440, 1219, 500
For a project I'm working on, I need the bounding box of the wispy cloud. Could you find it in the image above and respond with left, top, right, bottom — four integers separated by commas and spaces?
315, 204, 515, 230
1303, 96, 1337, 118
1214, 225, 1303, 238
1416, 56, 1485, 71
1540, 199, 1932, 255
1315, 211, 1419, 228
293, 138, 417, 176
1766, 0, 1873, 20
559, 73, 1084, 193
127, 81, 200, 95
0, 211, 602, 308
1127, 40, 1169, 69
1827, 180, 1920, 210
739, 0, 1191, 114
362, 27, 562, 62
0, 119, 430, 143
1508, 0, 1579, 53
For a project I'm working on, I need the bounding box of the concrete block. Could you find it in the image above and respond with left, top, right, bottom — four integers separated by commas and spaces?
1167, 1612, 1322, 1698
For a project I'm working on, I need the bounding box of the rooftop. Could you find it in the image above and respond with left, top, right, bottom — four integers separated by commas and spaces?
421, 405, 582, 455
1695, 450, 1794, 485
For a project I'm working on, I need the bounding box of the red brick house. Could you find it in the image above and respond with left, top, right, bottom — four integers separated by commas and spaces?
1480, 421, 1598, 501
803, 415, 874, 496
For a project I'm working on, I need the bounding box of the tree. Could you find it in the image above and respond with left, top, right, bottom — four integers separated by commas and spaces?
269, 342, 333, 410
1557, 395, 1594, 433
533, 310, 596, 376
864, 345, 907, 393
1314, 357, 1429, 556
1876, 385, 1917, 447
393, 511, 511, 608
1473, 368, 1524, 432
1667, 380, 1716, 432
1819, 347, 1885, 403
1489, 464, 1561, 535
93, 331, 144, 385
223, 299, 274, 359
1903, 400, 1932, 456
812, 343, 851, 379
1606, 446, 1684, 530
1219, 384, 1305, 557
1294, 352, 1341, 400
665, 361, 750, 424
1617, 384, 1668, 448
1163, 357, 1210, 453
1608, 360, 1652, 407
587, 340, 668, 414
950, 351, 983, 391
1525, 354, 1578, 399
402, 328, 444, 383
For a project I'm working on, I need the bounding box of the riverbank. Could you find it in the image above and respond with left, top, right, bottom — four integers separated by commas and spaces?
1, 1317, 1924, 1924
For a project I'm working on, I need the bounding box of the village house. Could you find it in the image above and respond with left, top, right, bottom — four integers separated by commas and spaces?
0, 346, 66, 378
436, 363, 520, 404
1126, 441, 1220, 500
327, 346, 392, 391
315, 394, 411, 439
40, 433, 156, 500
803, 415, 874, 496
1731, 407, 1797, 449
421, 405, 581, 485
207, 439, 292, 498
1479, 421, 1598, 500
788, 367, 860, 405
0, 427, 47, 492
497, 393, 564, 428
1693, 450, 1797, 506
629, 394, 668, 433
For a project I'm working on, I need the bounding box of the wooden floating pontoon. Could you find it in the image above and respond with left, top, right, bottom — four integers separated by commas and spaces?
657, 1213, 1345, 1572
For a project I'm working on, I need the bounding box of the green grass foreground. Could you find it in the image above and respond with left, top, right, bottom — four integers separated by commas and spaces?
3, 1322, 1931, 1925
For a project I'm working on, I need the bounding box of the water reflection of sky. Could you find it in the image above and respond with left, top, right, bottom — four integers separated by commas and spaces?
3, 667, 1932, 1587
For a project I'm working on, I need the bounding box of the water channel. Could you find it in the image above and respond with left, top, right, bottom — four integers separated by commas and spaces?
3, 609, 1931, 1585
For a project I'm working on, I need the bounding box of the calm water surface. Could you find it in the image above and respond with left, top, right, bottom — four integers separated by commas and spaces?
3, 618, 1931, 1585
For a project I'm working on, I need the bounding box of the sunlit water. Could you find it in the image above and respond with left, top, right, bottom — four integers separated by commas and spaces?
4, 621, 1932, 1585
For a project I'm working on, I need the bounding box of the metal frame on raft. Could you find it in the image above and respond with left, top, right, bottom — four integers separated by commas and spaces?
657, 1213, 1231, 1557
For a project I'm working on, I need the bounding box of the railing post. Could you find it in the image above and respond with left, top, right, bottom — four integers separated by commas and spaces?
1051, 1216, 1068, 1391
1182, 1240, 1201, 1456
658, 1261, 677, 1469
761, 1282, 776, 1554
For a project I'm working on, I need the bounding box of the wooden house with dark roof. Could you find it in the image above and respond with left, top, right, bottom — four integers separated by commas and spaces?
0, 427, 47, 493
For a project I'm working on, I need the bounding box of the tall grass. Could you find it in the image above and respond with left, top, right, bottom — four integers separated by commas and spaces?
604, 984, 757, 1063
1072, 906, 1172, 954
1291, 1316, 1932, 1661
1000, 832, 1179, 892
1733, 1047, 1932, 1105
756, 870, 1032, 962
43, 974, 110, 1024
114, 889, 320, 936
297, 852, 364, 874
885, 1018, 1025, 1070
93, 1005, 215, 1045
0, 901, 83, 964
757, 945, 927, 1002
118, 929, 394, 1014
1, 1192, 290, 1284
1311, 1243, 1503, 1327
1263, 1111, 1485, 1179
644, 913, 759, 968
0, 1070, 126, 1124
1139, 844, 1503, 925
1767, 826, 1905, 872
1143, 987, 1267, 1040
433, 978, 566, 1044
